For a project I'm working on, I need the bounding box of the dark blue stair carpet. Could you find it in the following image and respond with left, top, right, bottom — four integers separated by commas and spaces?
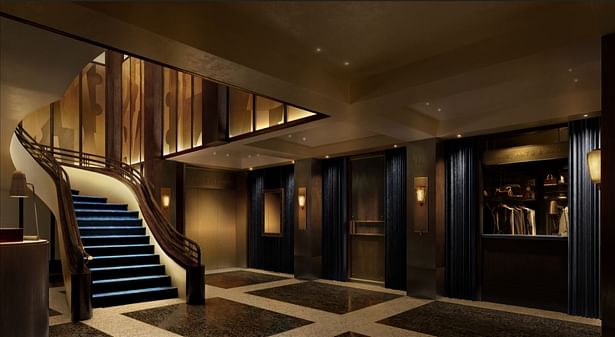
74, 192, 177, 307
93, 275, 171, 293
74, 202, 128, 210
92, 287, 178, 307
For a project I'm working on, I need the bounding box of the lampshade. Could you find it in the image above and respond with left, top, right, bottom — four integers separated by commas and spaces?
587, 149, 601, 185
9, 171, 29, 198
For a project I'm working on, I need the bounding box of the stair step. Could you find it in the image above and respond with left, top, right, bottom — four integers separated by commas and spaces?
73, 202, 127, 211
84, 244, 154, 256
73, 195, 107, 203
89, 264, 165, 280
80, 226, 145, 236
92, 286, 178, 308
88, 254, 160, 268
81, 235, 150, 246
77, 218, 142, 227
71, 189, 80, 195
75, 210, 139, 218
92, 275, 171, 293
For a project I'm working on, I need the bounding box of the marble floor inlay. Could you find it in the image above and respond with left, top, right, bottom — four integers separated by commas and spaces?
378, 301, 601, 337
248, 281, 401, 314
335, 332, 370, 337
50, 322, 111, 337
205, 270, 289, 289
123, 297, 312, 337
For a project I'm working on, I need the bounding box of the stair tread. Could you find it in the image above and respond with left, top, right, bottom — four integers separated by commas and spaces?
84, 244, 152, 249
80, 226, 144, 229
82, 235, 148, 239
92, 286, 176, 298
89, 264, 161, 271
91, 253, 156, 259
92, 275, 169, 284
77, 218, 141, 222
74, 201, 126, 205
76, 210, 137, 213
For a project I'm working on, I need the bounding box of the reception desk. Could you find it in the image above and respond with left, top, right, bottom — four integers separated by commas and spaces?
0, 240, 49, 337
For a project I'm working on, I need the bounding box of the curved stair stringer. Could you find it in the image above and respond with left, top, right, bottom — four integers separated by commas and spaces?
62, 166, 188, 300
9, 133, 92, 321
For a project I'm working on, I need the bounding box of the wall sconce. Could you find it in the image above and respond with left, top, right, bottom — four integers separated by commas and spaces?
587, 149, 601, 187
416, 186, 426, 205
297, 187, 307, 231
160, 187, 171, 221
413, 176, 428, 234
161, 195, 171, 208
9, 171, 39, 240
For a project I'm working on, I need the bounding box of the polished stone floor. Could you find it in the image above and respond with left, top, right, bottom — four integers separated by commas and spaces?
48, 268, 601, 337
206, 270, 288, 288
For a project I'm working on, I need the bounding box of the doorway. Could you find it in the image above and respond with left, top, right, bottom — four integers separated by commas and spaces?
349, 155, 385, 282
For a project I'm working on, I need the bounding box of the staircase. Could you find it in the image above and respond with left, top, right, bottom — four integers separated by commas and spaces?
73, 190, 178, 307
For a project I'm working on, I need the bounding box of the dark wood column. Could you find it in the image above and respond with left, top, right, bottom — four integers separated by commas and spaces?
602, 34, 615, 336
105, 51, 122, 162
203, 79, 228, 146
294, 159, 322, 279
406, 139, 439, 298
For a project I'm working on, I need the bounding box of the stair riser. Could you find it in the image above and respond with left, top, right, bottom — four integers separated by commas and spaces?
73, 196, 107, 203
88, 255, 160, 268
74, 203, 128, 211
80, 228, 145, 236
85, 245, 154, 256
92, 288, 178, 308
91, 265, 165, 280
76, 210, 139, 218
93, 276, 171, 293
81, 236, 150, 246
78, 219, 143, 227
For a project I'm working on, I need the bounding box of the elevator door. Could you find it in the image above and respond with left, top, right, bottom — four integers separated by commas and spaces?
186, 188, 237, 269
349, 155, 385, 282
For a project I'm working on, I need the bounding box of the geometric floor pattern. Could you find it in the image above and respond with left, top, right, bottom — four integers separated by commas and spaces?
49, 268, 601, 337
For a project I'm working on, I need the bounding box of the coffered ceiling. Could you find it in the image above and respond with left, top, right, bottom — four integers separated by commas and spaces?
2, 1, 615, 170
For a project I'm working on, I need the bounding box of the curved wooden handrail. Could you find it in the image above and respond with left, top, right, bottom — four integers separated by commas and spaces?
17, 127, 201, 269
14, 125, 92, 321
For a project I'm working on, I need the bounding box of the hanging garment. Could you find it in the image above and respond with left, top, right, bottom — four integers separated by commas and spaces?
559, 206, 569, 236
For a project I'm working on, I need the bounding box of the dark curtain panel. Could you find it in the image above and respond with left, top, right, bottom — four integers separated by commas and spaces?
445, 139, 479, 299
569, 117, 601, 317
248, 171, 264, 268
248, 165, 294, 274
322, 158, 348, 281
385, 148, 407, 290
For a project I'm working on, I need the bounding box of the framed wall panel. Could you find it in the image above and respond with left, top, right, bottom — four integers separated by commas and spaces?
162, 68, 177, 155
130, 57, 143, 164
255, 96, 284, 131
121, 58, 131, 163
228, 88, 253, 137
55, 76, 80, 156
177, 72, 192, 151
22, 104, 51, 146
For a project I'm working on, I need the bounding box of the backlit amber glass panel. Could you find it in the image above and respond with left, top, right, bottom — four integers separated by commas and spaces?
163, 68, 177, 155
121, 58, 131, 163
193, 77, 203, 147
130, 57, 143, 164
81, 63, 106, 158
287, 105, 316, 122
255, 96, 284, 131
229, 88, 253, 137
177, 72, 192, 152
55, 76, 80, 156
22, 104, 51, 146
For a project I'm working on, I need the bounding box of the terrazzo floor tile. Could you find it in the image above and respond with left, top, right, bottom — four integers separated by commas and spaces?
378, 301, 601, 337
49, 322, 111, 337
206, 270, 289, 288
248, 281, 401, 314
123, 297, 312, 337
